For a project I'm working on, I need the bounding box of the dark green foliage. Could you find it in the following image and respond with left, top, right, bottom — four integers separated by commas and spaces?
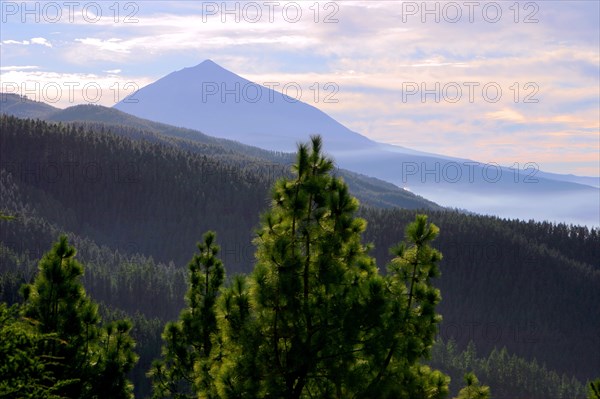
430, 339, 588, 398
101, 306, 165, 399
211, 136, 448, 398
0, 115, 265, 269
21, 236, 138, 398
0, 168, 187, 320
360, 207, 600, 381
149, 231, 225, 398
0, 303, 63, 398
453, 373, 490, 399
589, 379, 600, 399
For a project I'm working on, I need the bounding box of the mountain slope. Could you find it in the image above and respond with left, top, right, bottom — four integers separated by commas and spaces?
113, 60, 599, 226
0, 100, 441, 211
115, 60, 376, 152
0, 93, 59, 118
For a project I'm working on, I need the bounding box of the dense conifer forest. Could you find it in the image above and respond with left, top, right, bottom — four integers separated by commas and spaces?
1, 115, 598, 398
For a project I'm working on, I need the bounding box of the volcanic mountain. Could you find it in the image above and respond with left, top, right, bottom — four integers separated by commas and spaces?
107, 60, 596, 225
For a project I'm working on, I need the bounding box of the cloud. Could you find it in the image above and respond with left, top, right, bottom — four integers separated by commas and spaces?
30, 37, 52, 47
0, 70, 153, 109
0, 65, 40, 71
2, 39, 30, 45
486, 109, 526, 123
2, 38, 52, 47
75, 38, 129, 53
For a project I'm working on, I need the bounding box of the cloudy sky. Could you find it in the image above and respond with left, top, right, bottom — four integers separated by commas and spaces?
1, 1, 598, 176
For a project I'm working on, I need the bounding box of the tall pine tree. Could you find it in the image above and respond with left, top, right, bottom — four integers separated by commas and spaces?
149, 231, 225, 398
21, 235, 137, 398
211, 136, 449, 398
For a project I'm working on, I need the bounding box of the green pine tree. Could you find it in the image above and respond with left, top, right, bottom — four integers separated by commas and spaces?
94, 319, 139, 398
454, 372, 490, 399
590, 379, 600, 399
149, 231, 225, 399
21, 235, 138, 398
211, 136, 449, 398
0, 303, 62, 398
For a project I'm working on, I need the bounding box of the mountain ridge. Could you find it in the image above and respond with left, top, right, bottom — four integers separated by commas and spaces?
0, 98, 441, 212
2, 91, 597, 186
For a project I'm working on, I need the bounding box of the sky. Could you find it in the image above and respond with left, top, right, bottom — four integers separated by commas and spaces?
1, 0, 599, 176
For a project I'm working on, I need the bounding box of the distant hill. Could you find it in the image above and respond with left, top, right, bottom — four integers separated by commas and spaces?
0, 93, 58, 118
1, 100, 441, 211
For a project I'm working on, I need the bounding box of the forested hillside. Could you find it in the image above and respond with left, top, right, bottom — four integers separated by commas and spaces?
1, 98, 442, 211
360, 207, 600, 382
1, 115, 598, 397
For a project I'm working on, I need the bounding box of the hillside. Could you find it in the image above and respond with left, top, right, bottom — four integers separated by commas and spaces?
0, 191, 589, 399
0, 98, 441, 211
0, 93, 58, 118
1, 115, 598, 389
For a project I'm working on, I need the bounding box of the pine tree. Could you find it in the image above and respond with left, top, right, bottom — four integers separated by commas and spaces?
94, 319, 139, 398
454, 372, 490, 399
361, 213, 449, 399
149, 231, 225, 398
590, 379, 600, 399
211, 136, 449, 398
0, 303, 61, 398
21, 235, 138, 398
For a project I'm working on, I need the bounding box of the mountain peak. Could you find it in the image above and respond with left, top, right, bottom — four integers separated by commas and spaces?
188, 59, 230, 73
172, 59, 240, 82
195, 59, 219, 69
114, 61, 375, 152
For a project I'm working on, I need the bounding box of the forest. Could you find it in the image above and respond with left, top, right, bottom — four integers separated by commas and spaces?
1, 115, 599, 398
